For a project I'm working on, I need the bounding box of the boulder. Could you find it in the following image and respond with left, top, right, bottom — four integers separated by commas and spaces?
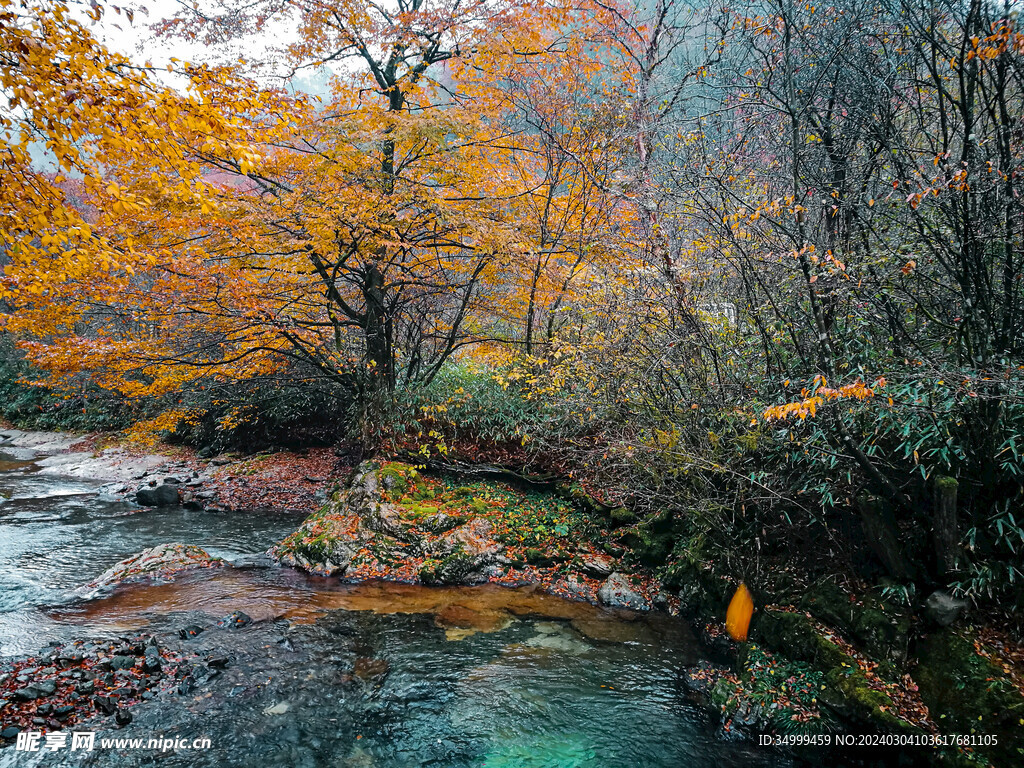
597, 573, 651, 611
924, 590, 968, 627
135, 483, 181, 507
362, 502, 409, 539
580, 553, 615, 578
439, 518, 501, 560
83, 543, 222, 590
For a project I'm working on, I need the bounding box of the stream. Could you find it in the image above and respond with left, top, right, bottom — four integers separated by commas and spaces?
0, 444, 799, 767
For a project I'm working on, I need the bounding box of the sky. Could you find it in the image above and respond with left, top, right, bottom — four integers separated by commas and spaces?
86, 0, 330, 92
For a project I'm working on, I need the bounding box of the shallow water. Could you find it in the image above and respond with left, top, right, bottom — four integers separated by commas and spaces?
0, 448, 300, 639
0, 444, 798, 768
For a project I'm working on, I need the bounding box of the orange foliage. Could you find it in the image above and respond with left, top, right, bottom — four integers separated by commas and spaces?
726, 582, 754, 642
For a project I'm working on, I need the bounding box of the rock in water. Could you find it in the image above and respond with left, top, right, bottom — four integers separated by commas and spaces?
597, 573, 651, 611
135, 483, 181, 507
83, 543, 222, 590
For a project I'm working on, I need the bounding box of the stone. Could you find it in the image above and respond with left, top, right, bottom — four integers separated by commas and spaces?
924, 590, 968, 627
115, 708, 133, 726
136, 483, 180, 507
217, 610, 252, 629
110, 655, 136, 670
580, 553, 615, 579
93, 694, 119, 715
420, 512, 465, 534
179, 625, 204, 639
597, 573, 651, 611
13, 679, 57, 701
83, 543, 222, 590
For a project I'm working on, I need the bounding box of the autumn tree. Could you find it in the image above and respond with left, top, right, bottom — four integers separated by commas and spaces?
3, 0, 636, 450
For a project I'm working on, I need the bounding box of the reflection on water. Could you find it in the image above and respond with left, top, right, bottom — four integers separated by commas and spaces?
8, 570, 787, 768
0, 446, 796, 768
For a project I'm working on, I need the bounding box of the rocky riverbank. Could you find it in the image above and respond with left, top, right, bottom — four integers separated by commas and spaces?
3, 429, 1023, 766
271, 460, 671, 613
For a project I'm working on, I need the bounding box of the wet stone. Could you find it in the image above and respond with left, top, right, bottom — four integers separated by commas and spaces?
217, 610, 253, 629
93, 694, 119, 715
180, 625, 205, 639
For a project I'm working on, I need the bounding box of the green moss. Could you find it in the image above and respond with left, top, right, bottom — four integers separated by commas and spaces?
525, 548, 554, 565
821, 666, 914, 733
409, 504, 439, 517
915, 630, 1024, 766
619, 524, 673, 566
379, 462, 415, 499
798, 581, 910, 664
609, 507, 637, 524
756, 608, 919, 734
419, 551, 477, 585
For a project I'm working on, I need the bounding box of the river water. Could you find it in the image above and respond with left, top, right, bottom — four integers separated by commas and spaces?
0, 445, 797, 767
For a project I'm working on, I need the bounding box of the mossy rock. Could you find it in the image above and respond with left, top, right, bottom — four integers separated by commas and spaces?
379, 462, 414, 499
409, 504, 439, 518
609, 507, 637, 525
756, 609, 919, 735
820, 665, 916, 733
419, 552, 477, 585
661, 558, 733, 619
619, 526, 673, 567
915, 630, 1024, 767
799, 581, 910, 664
525, 548, 555, 566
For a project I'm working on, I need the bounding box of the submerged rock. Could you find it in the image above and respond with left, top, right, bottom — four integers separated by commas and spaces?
597, 573, 651, 611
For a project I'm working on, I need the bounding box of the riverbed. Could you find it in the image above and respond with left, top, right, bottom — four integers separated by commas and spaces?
0, 441, 797, 767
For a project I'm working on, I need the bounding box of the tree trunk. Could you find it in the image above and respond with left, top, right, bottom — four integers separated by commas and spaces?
857, 494, 915, 580
932, 476, 960, 580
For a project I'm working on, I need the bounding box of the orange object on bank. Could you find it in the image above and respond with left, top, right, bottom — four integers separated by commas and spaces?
725, 582, 754, 641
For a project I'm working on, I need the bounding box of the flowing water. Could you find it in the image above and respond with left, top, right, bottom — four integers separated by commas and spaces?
0, 443, 798, 768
